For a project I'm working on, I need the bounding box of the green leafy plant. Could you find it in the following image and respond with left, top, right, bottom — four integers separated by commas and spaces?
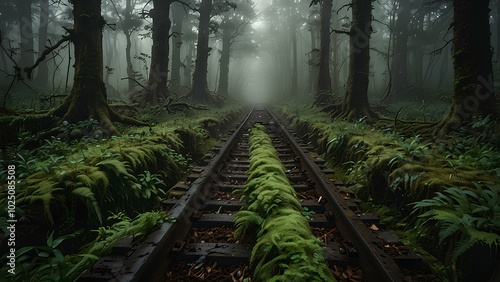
0, 211, 166, 282
397, 135, 430, 161
412, 184, 500, 268
14, 152, 37, 178
0, 231, 86, 282
132, 171, 166, 200
386, 152, 413, 169
324, 133, 349, 165
301, 207, 315, 220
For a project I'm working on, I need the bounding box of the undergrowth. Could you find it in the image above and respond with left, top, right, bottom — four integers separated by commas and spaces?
0, 211, 167, 281
411, 183, 500, 278
0, 105, 245, 281
278, 105, 500, 281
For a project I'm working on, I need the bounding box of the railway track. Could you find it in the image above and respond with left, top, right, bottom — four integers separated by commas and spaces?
82, 106, 424, 282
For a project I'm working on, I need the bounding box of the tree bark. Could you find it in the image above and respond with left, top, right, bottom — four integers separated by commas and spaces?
433, 0, 497, 138
340, 0, 377, 121
35, 0, 49, 85
50, 0, 146, 137
190, 0, 213, 104
315, 0, 333, 105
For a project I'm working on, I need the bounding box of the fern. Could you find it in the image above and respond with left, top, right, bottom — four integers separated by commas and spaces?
95, 159, 136, 209
20, 178, 63, 225
452, 229, 500, 263
61, 211, 165, 281
96, 159, 136, 180
412, 184, 500, 267
87, 170, 109, 200
72, 187, 102, 224
234, 210, 264, 239
76, 174, 94, 188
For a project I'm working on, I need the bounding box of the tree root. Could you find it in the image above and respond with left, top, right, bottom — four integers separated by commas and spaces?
0, 107, 20, 116
163, 97, 209, 113
109, 103, 141, 116
431, 113, 461, 140
319, 103, 342, 117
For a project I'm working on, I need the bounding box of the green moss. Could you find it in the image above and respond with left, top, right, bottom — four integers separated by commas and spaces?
235, 123, 336, 282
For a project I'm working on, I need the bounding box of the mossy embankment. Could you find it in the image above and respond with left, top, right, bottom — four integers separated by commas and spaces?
0, 104, 246, 281
277, 105, 500, 281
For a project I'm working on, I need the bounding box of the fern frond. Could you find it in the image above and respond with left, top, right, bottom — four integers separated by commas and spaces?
234, 210, 264, 239
76, 174, 93, 188
23, 180, 63, 225
88, 170, 109, 200
96, 159, 135, 180
72, 187, 102, 224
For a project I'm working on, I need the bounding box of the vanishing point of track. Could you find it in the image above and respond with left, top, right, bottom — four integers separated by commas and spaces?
82, 106, 423, 282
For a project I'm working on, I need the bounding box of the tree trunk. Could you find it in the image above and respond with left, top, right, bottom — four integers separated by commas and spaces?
315, 0, 333, 105
35, 0, 49, 85
340, 0, 377, 121
104, 32, 115, 84
433, 0, 497, 138
190, 0, 213, 104
217, 23, 231, 97
125, 33, 134, 90
18, 0, 34, 68
51, 0, 146, 136
290, 16, 298, 98
138, 0, 172, 105
496, 0, 500, 67
332, 31, 339, 93
183, 42, 194, 93
308, 20, 319, 94
412, 10, 425, 86
309, 48, 320, 95
391, 2, 410, 96
170, 1, 185, 97
123, 0, 135, 91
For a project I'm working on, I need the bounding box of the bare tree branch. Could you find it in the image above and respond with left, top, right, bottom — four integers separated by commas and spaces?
24, 29, 73, 79
330, 27, 351, 35
430, 38, 453, 55
121, 77, 147, 91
